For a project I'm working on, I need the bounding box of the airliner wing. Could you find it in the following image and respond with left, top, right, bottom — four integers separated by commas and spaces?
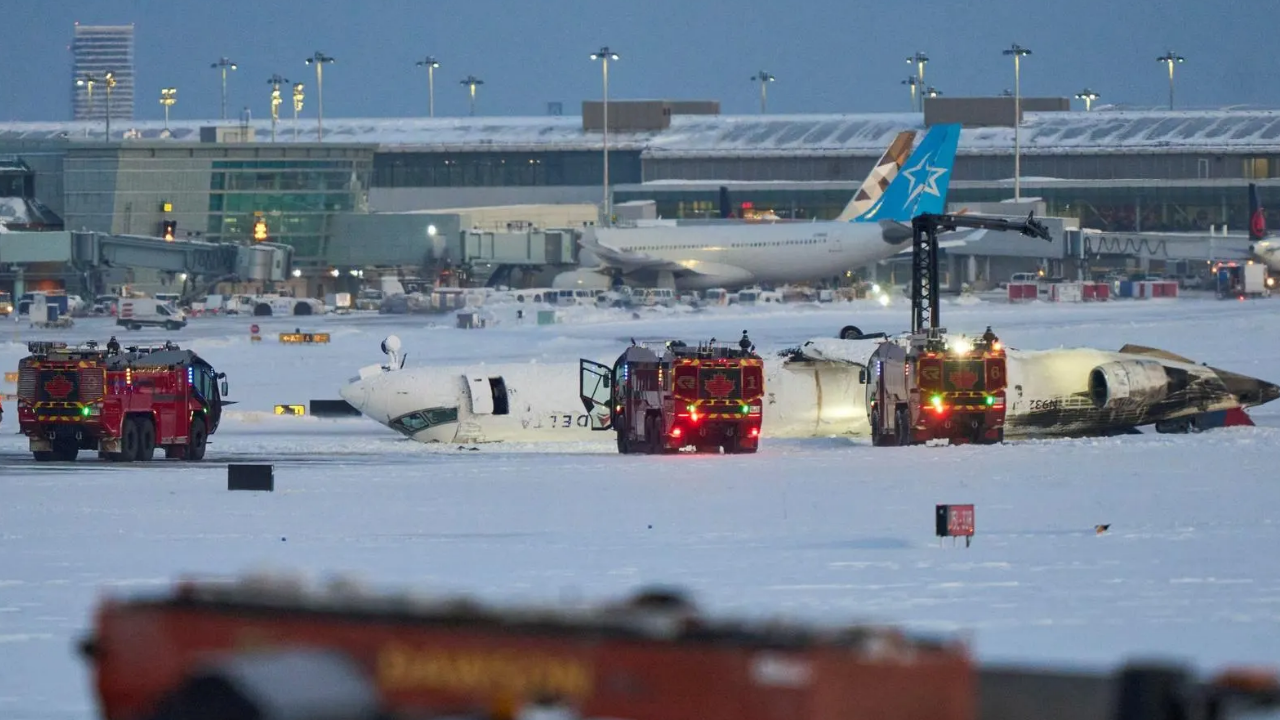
586, 238, 687, 273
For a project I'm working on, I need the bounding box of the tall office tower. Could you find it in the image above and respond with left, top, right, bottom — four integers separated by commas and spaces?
71, 24, 135, 121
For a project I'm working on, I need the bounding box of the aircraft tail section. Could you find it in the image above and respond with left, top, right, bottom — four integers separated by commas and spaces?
1250, 182, 1267, 241
854, 123, 961, 223
835, 130, 916, 221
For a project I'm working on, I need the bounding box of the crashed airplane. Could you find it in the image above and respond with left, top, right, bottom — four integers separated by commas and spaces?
339, 334, 1279, 445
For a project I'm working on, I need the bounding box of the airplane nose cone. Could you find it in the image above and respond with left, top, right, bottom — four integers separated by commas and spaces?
339, 377, 372, 416
1213, 367, 1280, 407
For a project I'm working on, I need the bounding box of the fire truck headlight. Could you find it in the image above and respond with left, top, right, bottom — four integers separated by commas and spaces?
930, 394, 943, 410
950, 337, 973, 356
985, 395, 995, 406
877, 293, 890, 307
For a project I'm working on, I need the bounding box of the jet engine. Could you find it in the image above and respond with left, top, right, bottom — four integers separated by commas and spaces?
1088, 359, 1169, 410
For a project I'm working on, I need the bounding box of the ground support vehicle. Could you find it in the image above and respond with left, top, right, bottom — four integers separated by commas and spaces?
16, 340, 229, 462
81, 576, 974, 720
866, 328, 1007, 446
1214, 262, 1271, 299
79, 575, 1280, 720
580, 337, 764, 454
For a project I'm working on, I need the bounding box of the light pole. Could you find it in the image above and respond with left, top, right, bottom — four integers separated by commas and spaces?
159, 87, 176, 130
901, 76, 918, 111
210, 57, 237, 120
1157, 51, 1185, 110
292, 83, 305, 141
460, 75, 484, 116
1002, 43, 1031, 201
268, 75, 288, 142
76, 73, 97, 122
751, 71, 775, 113
1075, 88, 1100, 111
907, 51, 929, 104
416, 56, 441, 117
305, 52, 335, 141
590, 47, 618, 223
103, 71, 117, 139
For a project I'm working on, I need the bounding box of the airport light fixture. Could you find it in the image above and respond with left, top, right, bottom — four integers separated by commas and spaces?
305, 52, 335, 141
901, 76, 918, 111
210, 57, 237, 120
1002, 43, 1032, 201
103, 71, 117, 139
267, 74, 288, 142
292, 82, 305, 141
159, 87, 176, 130
460, 75, 484, 117
591, 46, 619, 223
76, 73, 97, 124
924, 86, 942, 99
907, 51, 929, 108
416, 56, 441, 117
1157, 51, 1185, 110
1075, 88, 1100, 111
751, 71, 775, 114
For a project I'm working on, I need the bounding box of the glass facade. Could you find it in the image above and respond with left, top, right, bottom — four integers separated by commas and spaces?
613, 183, 1280, 233
207, 158, 370, 261
373, 151, 642, 188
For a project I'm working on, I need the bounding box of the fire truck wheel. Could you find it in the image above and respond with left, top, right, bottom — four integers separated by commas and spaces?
870, 407, 886, 446
645, 415, 662, 454
187, 417, 208, 461
136, 419, 156, 462
895, 407, 912, 446
116, 419, 141, 462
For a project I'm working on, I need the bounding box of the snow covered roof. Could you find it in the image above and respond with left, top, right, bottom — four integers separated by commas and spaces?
2, 109, 1280, 156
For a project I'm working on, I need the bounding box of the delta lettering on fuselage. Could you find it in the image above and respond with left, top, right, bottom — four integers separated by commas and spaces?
377, 643, 593, 698
519, 413, 593, 430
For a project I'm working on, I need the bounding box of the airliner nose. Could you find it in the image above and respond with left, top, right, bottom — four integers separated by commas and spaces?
338, 378, 368, 414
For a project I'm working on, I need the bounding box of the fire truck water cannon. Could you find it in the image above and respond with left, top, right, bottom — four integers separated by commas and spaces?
580, 332, 765, 454
16, 339, 231, 463
866, 326, 1008, 447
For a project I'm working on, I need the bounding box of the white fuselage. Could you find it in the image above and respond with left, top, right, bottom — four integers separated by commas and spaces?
593, 221, 907, 290
1253, 241, 1280, 273
341, 338, 1265, 445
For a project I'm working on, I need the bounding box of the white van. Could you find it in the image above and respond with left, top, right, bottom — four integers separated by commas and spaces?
117, 298, 187, 330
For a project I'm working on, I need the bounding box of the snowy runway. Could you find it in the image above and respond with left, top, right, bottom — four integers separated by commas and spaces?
2, 297, 1280, 719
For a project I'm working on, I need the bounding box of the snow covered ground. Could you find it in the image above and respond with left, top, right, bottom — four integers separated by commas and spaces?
2, 296, 1280, 720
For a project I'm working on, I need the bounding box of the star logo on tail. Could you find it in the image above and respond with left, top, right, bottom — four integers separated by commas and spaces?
900, 152, 949, 207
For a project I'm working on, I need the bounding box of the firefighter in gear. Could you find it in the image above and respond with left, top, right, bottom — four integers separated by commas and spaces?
106, 336, 121, 355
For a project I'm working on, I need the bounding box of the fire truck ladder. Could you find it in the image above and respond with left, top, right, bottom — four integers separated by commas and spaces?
910, 212, 1053, 332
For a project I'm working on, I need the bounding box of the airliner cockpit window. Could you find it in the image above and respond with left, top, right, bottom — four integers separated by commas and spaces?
390, 406, 460, 435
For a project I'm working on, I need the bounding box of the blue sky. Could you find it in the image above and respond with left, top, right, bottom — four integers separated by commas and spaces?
1, 0, 1272, 122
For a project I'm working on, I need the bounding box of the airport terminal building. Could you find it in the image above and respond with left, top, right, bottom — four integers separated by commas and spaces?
1, 98, 1278, 288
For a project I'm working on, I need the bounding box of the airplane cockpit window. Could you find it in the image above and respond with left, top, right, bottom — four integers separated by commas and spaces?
389, 406, 460, 436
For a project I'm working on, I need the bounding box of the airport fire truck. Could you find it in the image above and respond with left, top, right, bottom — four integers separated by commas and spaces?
580, 335, 765, 454
865, 327, 1007, 446
16, 340, 228, 462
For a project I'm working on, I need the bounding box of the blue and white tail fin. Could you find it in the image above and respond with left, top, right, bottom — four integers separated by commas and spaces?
853, 123, 961, 223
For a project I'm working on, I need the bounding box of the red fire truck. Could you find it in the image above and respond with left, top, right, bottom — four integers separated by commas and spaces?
16, 340, 229, 462
864, 328, 1007, 446
580, 336, 765, 454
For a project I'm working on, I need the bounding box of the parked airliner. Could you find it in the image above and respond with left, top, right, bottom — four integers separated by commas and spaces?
558, 124, 961, 291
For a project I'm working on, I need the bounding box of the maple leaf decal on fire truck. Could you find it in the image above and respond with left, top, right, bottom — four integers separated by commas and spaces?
948, 367, 979, 390
43, 373, 75, 400
704, 373, 736, 398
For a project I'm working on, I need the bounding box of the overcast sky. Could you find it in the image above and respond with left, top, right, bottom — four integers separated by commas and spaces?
1, 0, 1273, 123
